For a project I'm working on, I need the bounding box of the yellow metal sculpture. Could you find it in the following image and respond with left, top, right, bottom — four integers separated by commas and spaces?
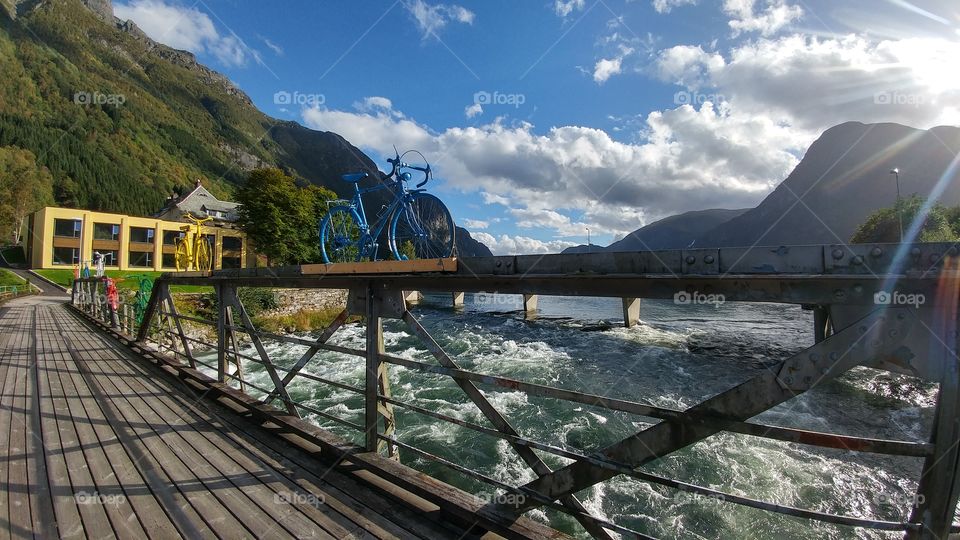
174, 214, 213, 272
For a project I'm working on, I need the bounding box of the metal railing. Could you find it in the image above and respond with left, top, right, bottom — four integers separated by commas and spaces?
70, 243, 960, 539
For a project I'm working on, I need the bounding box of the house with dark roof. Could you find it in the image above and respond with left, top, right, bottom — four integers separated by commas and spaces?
155, 179, 240, 224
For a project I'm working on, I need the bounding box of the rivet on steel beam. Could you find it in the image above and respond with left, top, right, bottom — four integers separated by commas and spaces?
870, 247, 883, 257
859, 325, 867, 334
821, 368, 829, 375
685, 255, 696, 264
930, 253, 942, 263
853, 285, 863, 294
888, 329, 898, 338
809, 353, 819, 362
496, 261, 502, 267
950, 246, 959, 256
831, 248, 844, 259
829, 352, 839, 361
784, 376, 793, 384
804, 376, 812, 385
833, 289, 846, 300
704, 255, 715, 264
910, 247, 922, 257
851, 256, 864, 265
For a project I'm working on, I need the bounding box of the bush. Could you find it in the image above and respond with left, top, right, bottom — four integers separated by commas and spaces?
201, 287, 279, 318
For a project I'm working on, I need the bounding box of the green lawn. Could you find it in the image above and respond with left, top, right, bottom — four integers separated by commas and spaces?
34, 269, 212, 294
0, 269, 26, 288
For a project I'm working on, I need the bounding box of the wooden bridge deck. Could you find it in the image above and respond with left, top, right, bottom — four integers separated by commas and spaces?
0, 296, 546, 539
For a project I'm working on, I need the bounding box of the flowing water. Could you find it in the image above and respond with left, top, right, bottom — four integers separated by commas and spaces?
202, 293, 938, 539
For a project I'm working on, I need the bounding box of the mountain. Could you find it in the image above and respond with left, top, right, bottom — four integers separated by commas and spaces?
560, 208, 748, 254
455, 227, 493, 257
697, 122, 960, 247
0, 0, 489, 254
608, 208, 749, 251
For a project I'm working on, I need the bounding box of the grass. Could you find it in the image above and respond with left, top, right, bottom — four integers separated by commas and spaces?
254, 307, 353, 334
0, 245, 26, 265
34, 269, 212, 294
0, 268, 26, 287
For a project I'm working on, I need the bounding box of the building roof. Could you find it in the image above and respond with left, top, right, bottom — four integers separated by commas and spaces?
155, 179, 240, 224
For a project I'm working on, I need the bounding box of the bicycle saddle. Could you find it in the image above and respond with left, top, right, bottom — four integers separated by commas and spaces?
341, 172, 369, 183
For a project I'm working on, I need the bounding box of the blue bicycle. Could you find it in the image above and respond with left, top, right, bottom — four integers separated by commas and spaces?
319, 149, 456, 263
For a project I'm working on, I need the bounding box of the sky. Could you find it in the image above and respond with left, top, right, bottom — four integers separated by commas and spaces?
112, 0, 960, 254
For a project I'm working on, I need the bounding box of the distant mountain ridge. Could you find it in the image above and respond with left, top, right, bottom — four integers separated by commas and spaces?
565, 122, 960, 254
697, 122, 960, 247
562, 208, 749, 254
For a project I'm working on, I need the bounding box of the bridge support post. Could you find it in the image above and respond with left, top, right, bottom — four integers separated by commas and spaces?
216, 284, 229, 384
523, 294, 538, 318
906, 264, 960, 539
813, 305, 831, 343
364, 284, 398, 458
403, 290, 421, 305
452, 292, 464, 308
622, 297, 640, 328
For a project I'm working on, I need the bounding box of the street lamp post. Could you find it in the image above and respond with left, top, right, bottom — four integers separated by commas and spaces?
890, 168, 902, 242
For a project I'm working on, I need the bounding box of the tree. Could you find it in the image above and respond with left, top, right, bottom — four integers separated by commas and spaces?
0, 146, 53, 245
851, 195, 958, 243
235, 168, 336, 265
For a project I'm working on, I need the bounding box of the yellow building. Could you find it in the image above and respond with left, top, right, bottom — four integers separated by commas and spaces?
25, 206, 254, 271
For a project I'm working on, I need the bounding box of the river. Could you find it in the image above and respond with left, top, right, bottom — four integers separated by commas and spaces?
204, 293, 937, 539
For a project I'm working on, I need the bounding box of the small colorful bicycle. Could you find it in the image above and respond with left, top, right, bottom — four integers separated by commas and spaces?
319, 149, 455, 263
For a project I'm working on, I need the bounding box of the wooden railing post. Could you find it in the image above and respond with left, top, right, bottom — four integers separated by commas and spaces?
365, 282, 383, 452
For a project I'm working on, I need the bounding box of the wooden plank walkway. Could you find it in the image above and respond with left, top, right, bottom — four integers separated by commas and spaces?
0, 296, 557, 539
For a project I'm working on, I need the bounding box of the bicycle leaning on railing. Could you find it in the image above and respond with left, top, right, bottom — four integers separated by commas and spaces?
175, 214, 213, 272
319, 149, 455, 263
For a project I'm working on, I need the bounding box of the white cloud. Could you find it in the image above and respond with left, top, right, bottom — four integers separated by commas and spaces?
593, 57, 623, 84
473, 232, 578, 255
405, 0, 475, 39
655, 45, 724, 88
114, 0, 253, 67
462, 218, 489, 229
652, 0, 697, 14
554, 0, 586, 18
302, 99, 804, 241
465, 103, 483, 118
260, 36, 283, 56
723, 0, 803, 37
661, 34, 960, 130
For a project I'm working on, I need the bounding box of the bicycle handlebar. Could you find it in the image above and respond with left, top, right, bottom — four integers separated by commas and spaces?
387, 156, 431, 187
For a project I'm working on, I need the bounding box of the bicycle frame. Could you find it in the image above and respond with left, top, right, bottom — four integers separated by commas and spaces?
343, 177, 418, 260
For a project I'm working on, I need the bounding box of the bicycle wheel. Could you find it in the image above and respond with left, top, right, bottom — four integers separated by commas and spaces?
389, 193, 455, 260
320, 206, 363, 263
174, 239, 189, 271
195, 238, 212, 271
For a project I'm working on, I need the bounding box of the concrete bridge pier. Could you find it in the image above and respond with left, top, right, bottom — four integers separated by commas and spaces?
622, 297, 640, 328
